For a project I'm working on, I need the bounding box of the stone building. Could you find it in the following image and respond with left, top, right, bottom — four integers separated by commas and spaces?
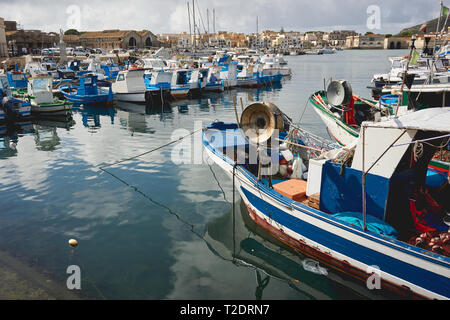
0, 18, 7, 57
79, 30, 160, 50
4, 20, 59, 53
345, 34, 385, 49
384, 37, 410, 49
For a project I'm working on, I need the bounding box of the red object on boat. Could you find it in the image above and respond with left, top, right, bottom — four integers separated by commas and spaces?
345, 98, 356, 126
409, 189, 444, 233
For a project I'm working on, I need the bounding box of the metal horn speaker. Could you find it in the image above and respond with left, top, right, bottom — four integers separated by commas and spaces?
326, 80, 353, 106
240, 102, 285, 144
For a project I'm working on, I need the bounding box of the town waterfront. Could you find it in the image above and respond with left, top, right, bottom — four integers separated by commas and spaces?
0, 49, 412, 300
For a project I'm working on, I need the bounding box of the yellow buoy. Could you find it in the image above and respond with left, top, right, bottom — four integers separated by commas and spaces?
68, 239, 78, 247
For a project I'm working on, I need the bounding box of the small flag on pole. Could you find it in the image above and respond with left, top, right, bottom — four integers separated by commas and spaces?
410, 49, 420, 65
442, 5, 449, 17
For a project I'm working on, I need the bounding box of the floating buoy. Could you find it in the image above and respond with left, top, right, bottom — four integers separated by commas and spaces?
68, 239, 78, 247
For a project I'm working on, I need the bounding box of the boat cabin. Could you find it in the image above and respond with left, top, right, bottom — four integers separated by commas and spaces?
6, 71, 28, 89
112, 69, 147, 94
144, 71, 172, 91
28, 75, 54, 105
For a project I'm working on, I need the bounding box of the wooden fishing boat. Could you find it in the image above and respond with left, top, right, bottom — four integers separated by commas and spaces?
26, 75, 72, 117
309, 80, 449, 176
59, 74, 113, 106
203, 103, 450, 299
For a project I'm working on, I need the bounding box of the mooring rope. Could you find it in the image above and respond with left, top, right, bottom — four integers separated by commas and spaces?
98, 127, 204, 170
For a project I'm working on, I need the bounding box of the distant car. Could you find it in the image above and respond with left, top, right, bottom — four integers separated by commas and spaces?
41, 48, 51, 55
109, 49, 127, 55
72, 49, 89, 57
94, 48, 106, 55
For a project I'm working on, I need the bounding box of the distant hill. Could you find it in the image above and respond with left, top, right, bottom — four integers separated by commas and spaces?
397, 17, 450, 36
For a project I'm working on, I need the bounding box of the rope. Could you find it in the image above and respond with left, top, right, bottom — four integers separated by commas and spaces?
392, 133, 450, 148
98, 128, 203, 170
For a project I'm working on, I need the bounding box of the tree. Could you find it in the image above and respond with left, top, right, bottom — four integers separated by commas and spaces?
280, 27, 285, 33
64, 29, 80, 36
365, 31, 374, 36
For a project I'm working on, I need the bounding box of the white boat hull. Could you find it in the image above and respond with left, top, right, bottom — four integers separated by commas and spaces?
114, 92, 146, 103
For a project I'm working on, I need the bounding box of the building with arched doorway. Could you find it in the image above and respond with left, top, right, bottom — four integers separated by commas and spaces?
384, 37, 410, 49
79, 30, 160, 51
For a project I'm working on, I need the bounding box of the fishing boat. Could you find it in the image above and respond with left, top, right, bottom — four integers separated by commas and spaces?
111, 69, 148, 103
202, 102, 450, 299
237, 63, 258, 87
200, 67, 224, 93
26, 75, 72, 117
170, 69, 191, 99
260, 54, 292, 77
309, 80, 391, 147
143, 71, 173, 105
0, 75, 31, 121
59, 74, 114, 106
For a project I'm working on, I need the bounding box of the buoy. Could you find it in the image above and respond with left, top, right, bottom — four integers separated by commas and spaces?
68, 239, 78, 247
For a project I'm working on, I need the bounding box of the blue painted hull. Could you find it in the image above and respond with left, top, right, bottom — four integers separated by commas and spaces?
202, 122, 450, 300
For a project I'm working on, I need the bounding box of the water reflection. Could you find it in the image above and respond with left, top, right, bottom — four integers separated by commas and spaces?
204, 200, 383, 300
72, 105, 115, 133
33, 118, 75, 151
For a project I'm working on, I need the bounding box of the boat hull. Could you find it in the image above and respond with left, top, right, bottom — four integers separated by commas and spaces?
114, 92, 146, 103
202, 126, 450, 300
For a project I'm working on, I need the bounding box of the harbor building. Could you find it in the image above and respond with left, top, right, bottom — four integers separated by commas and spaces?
5, 20, 59, 54
0, 18, 7, 57
345, 34, 385, 49
79, 30, 160, 50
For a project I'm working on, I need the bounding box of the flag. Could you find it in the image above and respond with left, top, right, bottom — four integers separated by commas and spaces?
420, 22, 427, 33
442, 5, 449, 17
410, 49, 419, 65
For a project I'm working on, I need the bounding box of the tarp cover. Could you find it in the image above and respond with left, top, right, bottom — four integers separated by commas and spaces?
332, 212, 398, 239
363, 107, 450, 133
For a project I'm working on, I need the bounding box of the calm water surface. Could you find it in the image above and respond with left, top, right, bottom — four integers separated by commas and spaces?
0, 49, 408, 300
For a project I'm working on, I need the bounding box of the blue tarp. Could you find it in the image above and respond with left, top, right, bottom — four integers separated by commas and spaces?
332, 212, 398, 239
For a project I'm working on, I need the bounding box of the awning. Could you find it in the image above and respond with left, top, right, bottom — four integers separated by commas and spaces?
362, 107, 450, 133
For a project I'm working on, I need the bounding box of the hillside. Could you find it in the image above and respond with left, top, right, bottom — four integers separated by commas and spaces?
397, 17, 450, 36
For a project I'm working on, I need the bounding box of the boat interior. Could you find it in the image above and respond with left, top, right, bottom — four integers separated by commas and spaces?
204, 114, 450, 258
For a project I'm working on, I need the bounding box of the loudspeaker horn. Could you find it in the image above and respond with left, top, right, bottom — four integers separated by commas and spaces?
326, 80, 353, 106
240, 102, 285, 144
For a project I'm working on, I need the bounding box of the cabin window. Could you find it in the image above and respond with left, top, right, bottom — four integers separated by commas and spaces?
11, 74, 25, 81
32, 79, 50, 92
117, 74, 125, 81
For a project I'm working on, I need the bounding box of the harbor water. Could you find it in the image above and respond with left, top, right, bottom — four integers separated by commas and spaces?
0, 49, 409, 300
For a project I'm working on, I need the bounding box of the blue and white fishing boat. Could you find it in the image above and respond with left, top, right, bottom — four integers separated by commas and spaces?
101, 63, 121, 81
203, 102, 450, 299
170, 69, 191, 99
59, 74, 114, 106
0, 75, 31, 121
201, 67, 224, 92
144, 70, 173, 105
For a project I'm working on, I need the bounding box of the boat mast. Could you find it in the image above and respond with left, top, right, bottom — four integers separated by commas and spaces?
433, 0, 444, 55
192, 0, 196, 52
187, 2, 193, 52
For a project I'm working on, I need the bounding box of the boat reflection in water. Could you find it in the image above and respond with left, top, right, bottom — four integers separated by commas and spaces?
0, 121, 34, 159
204, 200, 393, 300
72, 104, 115, 133
33, 118, 75, 151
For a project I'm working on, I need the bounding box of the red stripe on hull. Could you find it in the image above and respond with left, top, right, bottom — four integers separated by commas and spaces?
244, 203, 429, 299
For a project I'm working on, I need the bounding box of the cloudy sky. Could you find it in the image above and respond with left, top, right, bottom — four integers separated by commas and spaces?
0, 0, 443, 35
